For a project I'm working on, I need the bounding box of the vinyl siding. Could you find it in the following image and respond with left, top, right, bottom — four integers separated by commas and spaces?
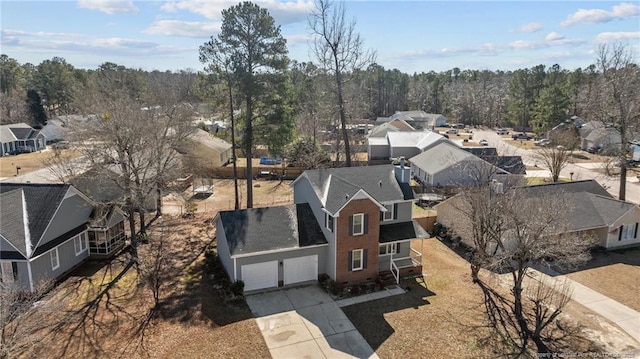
30, 234, 89, 286
380, 201, 413, 225
606, 207, 640, 249
293, 177, 336, 278
214, 216, 234, 280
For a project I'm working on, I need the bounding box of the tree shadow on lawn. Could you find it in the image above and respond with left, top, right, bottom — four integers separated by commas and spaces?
151, 228, 253, 328
341, 277, 435, 351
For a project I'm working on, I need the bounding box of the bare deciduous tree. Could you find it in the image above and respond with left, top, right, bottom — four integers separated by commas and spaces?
440, 184, 596, 355
537, 129, 580, 182
309, 0, 375, 166
594, 43, 640, 200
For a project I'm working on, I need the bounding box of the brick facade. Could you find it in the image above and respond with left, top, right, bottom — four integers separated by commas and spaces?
335, 198, 380, 284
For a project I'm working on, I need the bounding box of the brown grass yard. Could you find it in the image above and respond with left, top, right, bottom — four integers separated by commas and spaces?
567, 247, 640, 312
17, 214, 270, 359
0, 148, 80, 177
342, 239, 639, 358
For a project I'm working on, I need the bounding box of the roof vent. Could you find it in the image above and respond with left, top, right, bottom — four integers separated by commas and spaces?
345, 194, 349, 200
378, 180, 382, 187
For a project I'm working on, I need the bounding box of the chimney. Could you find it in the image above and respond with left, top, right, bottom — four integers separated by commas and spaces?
394, 157, 410, 184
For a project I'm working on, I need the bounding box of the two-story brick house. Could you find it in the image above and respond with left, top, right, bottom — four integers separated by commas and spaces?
214, 164, 429, 292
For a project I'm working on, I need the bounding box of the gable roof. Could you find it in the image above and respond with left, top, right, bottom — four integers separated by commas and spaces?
520, 179, 612, 198
368, 119, 414, 138
218, 203, 327, 256
410, 142, 507, 177
299, 165, 411, 215
584, 127, 621, 143
386, 131, 447, 151
0, 123, 36, 143
0, 183, 71, 258
189, 129, 232, 152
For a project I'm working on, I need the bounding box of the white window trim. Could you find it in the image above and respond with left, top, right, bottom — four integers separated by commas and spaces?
353, 213, 364, 236
74, 234, 87, 256
621, 224, 636, 241
326, 214, 334, 232
383, 204, 394, 221
352, 249, 363, 271
379, 243, 398, 255
50, 248, 60, 270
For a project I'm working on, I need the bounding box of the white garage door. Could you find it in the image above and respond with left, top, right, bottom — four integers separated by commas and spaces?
241, 261, 278, 291
284, 255, 318, 285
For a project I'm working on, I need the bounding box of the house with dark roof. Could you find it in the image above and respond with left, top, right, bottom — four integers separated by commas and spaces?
434, 180, 640, 250
214, 164, 429, 292
0, 123, 47, 156
0, 183, 126, 291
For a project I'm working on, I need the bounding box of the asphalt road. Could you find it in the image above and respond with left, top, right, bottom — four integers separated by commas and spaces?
472, 128, 640, 204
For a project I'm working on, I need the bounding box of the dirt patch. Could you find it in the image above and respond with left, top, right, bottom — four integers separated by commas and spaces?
567, 247, 640, 312
0, 148, 80, 177
163, 179, 294, 215
16, 214, 269, 359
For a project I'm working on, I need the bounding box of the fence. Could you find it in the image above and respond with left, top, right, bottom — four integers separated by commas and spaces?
413, 215, 437, 234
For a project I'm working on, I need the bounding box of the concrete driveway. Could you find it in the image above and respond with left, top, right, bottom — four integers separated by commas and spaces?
246, 285, 379, 359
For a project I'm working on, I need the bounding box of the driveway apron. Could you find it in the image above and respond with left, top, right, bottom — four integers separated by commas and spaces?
246, 285, 379, 359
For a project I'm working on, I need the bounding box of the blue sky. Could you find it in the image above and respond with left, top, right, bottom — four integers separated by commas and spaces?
1, 1, 638, 73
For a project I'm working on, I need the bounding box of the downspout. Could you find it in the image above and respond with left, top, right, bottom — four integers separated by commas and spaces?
233, 257, 237, 281
27, 261, 34, 292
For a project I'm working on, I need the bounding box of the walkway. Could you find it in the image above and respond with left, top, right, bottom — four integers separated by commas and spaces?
246, 284, 405, 358
525, 270, 639, 343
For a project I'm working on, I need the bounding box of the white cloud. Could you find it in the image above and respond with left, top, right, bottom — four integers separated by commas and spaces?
545, 32, 565, 42
561, 2, 639, 27
511, 22, 543, 33
144, 20, 221, 38
595, 31, 640, 43
160, 0, 313, 25
77, 0, 139, 14
509, 40, 544, 50
284, 33, 311, 47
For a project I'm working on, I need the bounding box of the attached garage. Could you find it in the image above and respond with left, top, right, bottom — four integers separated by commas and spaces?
241, 261, 278, 291
284, 255, 318, 285
215, 204, 328, 293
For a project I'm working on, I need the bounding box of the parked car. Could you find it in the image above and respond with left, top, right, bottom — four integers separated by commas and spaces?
512, 133, 532, 140
446, 128, 458, 135
496, 128, 509, 135
479, 139, 489, 146
587, 146, 602, 154
534, 139, 551, 146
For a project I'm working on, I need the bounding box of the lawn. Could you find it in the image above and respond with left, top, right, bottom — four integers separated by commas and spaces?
0, 148, 80, 177
342, 239, 638, 358
15, 214, 270, 359
567, 247, 640, 312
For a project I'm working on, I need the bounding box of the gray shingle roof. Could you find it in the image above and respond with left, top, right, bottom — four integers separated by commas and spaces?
520, 179, 612, 198
0, 183, 70, 258
302, 165, 410, 215
380, 221, 430, 243
218, 203, 327, 256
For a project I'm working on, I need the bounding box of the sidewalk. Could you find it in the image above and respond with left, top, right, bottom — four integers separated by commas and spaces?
527, 269, 640, 343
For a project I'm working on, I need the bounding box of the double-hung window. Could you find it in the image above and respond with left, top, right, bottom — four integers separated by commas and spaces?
383, 204, 394, 221
619, 223, 638, 241
352, 249, 363, 271
352, 213, 364, 235
50, 248, 60, 270
74, 234, 87, 256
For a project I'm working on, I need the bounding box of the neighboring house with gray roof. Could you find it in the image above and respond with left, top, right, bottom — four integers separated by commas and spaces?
368, 118, 415, 138
368, 130, 449, 161
410, 142, 514, 187
582, 127, 621, 153
434, 180, 640, 250
376, 111, 448, 129
0, 183, 126, 292
0, 123, 46, 156
214, 164, 429, 292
